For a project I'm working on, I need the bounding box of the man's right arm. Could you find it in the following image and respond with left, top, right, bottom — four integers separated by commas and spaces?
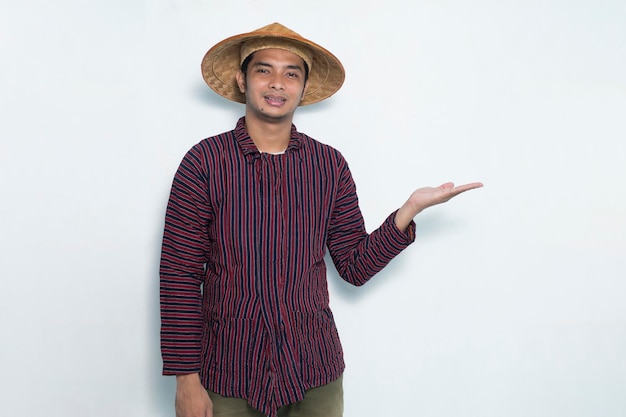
160, 147, 213, 373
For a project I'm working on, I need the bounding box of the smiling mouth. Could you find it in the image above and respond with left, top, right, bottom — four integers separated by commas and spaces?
264, 95, 286, 104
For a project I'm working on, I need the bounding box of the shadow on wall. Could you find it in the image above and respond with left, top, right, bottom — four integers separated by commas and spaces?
327, 209, 465, 301
192, 80, 244, 111
148, 193, 176, 416
147, 83, 242, 415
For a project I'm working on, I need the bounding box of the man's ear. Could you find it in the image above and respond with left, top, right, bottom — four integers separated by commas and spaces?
300, 80, 309, 102
236, 70, 246, 94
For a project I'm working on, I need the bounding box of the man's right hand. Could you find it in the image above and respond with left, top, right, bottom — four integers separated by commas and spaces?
175, 373, 213, 417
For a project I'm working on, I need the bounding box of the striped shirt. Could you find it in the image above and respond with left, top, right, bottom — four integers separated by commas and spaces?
159, 117, 415, 417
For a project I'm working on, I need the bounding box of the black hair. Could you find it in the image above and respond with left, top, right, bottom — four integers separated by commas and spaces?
240, 52, 310, 83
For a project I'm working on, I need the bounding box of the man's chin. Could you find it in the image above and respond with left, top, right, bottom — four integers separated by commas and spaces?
253, 108, 296, 123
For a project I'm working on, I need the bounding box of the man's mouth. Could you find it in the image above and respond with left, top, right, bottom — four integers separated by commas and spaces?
264, 95, 287, 105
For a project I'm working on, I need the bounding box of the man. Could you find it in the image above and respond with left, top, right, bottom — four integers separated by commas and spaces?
160, 22, 482, 417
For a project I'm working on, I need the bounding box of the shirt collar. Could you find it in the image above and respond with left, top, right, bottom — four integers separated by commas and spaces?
235, 117, 303, 162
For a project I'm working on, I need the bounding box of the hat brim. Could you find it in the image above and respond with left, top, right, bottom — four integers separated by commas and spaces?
201, 26, 345, 106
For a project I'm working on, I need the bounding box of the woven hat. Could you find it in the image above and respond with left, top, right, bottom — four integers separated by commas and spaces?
201, 22, 345, 106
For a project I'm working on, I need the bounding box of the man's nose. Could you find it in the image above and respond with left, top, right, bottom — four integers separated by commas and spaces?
269, 73, 284, 90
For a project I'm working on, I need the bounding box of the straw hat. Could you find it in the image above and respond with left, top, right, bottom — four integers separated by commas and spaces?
201, 22, 345, 105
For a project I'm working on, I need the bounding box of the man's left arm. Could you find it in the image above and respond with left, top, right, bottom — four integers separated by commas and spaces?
325, 158, 416, 286
326, 158, 482, 286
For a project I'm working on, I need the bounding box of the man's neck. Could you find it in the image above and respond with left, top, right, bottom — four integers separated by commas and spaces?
244, 113, 293, 154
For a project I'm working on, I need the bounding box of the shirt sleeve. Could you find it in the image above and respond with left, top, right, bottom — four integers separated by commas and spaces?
326, 156, 416, 286
159, 146, 213, 375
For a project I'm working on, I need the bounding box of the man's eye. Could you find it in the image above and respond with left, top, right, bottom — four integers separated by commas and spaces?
287, 72, 298, 78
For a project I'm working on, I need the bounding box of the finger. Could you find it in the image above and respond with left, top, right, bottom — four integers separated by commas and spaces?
453, 182, 483, 192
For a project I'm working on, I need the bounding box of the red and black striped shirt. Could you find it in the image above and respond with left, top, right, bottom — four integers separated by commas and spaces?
159, 117, 415, 417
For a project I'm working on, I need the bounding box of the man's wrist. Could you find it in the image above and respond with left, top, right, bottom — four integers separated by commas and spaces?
395, 202, 421, 232
176, 373, 201, 385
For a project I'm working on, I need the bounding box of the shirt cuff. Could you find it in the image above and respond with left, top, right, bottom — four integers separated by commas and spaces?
387, 210, 416, 245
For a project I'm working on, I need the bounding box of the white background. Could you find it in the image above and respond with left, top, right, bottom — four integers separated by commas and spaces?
1, 0, 625, 416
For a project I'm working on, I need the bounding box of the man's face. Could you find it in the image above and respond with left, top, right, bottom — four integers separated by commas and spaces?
236, 48, 309, 123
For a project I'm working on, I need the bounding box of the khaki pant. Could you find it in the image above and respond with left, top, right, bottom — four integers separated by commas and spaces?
207, 376, 343, 417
